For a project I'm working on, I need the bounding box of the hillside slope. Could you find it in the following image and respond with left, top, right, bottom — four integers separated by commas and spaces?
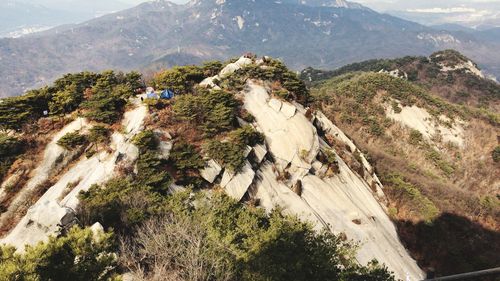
2, 0, 500, 97
307, 51, 500, 276
0, 56, 426, 280
302, 49, 500, 112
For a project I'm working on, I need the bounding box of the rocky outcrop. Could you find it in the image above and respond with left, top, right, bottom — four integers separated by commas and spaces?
243, 81, 319, 183
221, 161, 255, 201
385, 103, 465, 147
219, 57, 252, 78
200, 159, 222, 183
313, 111, 386, 201
0, 118, 89, 232
1, 98, 147, 250
240, 80, 423, 281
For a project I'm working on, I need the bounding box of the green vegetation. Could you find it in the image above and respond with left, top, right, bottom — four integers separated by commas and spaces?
48, 72, 100, 116
78, 178, 168, 231
205, 140, 246, 172
131, 130, 158, 151
228, 59, 309, 103
492, 146, 500, 163
116, 190, 395, 281
408, 129, 424, 146
204, 125, 264, 172
229, 125, 265, 147
300, 56, 420, 84
0, 88, 51, 131
172, 89, 239, 136
0, 71, 142, 130
384, 174, 439, 223
88, 125, 111, 149
57, 131, 87, 150
0, 134, 25, 180
202, 60, 224, 77
153, 65, 205, 94
0, 226, 119, 281
169, 142, 205, 171
136, 151, 171, 194
425, 149, 455, 176
80, 71, 140, 124
169, 141, 205, 185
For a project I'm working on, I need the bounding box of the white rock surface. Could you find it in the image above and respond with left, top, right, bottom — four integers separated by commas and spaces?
220, 169, 235, 188
244, 86, 423, 280
0, 118, 89, 228
268, 98, 282, 112
223, 161, 255, 201
200, 159, 222, 183
440, 60, 484, 79
244, 81, 319, 181
200, 75, 220, 88
280, 102, 297, 119
219, 57, 252, 78
252, 144, 267, 163
1, 98, 147, 250
386, 104, 464, 147
255, 161, 424, 281
157, 140, 173, 160
315, 112, 379, 182
243, 145, 252, 158
90, 222, 104, 237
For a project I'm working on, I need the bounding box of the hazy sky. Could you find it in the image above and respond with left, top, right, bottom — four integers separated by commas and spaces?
120, 0, 500, 10
17, 0, 500, 11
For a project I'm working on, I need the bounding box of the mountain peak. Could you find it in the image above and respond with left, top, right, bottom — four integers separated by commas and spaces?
282, 0, 366, 9
430, 49, 485, 79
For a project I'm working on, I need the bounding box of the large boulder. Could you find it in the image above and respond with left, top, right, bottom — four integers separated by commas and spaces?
223, 161, 255, 201
219, 57, 253, 78
200, 160, 223, 183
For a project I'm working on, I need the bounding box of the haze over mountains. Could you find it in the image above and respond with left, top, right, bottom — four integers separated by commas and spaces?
1, 0, 500, 97
0, 0, 137, 38
367, 0, 500, 30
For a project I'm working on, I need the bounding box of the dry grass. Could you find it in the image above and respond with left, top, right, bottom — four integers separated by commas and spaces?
319, 108, 499, 230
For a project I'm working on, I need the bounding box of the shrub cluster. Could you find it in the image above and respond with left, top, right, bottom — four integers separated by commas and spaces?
0, 226, 119, 281
0, 71, 142, 130
204, 125, 264, 172
232, 59, 309, 103
131, 130, 158, 151
121, 191, 395, 281
204, 140, 246, 172
169, 141, 205, 185
78, 178, 168, 232
56, 131, 87, 150
0, 134, 25, 180
80, 71, 142, 124
492, 146, 500, 163
152, 65, 205, 95
172, 89, 240, 136
88, 125, 111, 148
384, 173, 439, 223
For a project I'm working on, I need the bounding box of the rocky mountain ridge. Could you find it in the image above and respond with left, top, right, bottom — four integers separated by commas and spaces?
0, 55, 425, 280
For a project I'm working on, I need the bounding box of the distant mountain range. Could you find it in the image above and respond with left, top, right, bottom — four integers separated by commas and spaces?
0, 0, 130, 38
1, 0, 500, 97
